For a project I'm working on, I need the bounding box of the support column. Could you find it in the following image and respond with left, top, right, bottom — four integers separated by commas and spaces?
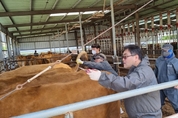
93, 24, 97, 44
0, 32, 3, 60
6, 35, 11, 57
110, 0, 118, 72
74, 30, 79, 52
79, 12, 84, 50
12, 37, 16, 56
135, 12, 140, 46
65, 23, 69, 52
57, 30, 61, 53
83, 28, 87, 51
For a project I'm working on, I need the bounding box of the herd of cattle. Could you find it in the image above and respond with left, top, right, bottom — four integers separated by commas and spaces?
15, 52, 73, 67
0, 52, 121, 118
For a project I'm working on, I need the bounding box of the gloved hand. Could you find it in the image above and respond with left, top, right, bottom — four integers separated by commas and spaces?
76, 59, 84, 64
87, 69, 101, 81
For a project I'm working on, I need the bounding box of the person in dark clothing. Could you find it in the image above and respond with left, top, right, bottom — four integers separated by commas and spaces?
34, 50, 38, 56
154, 43, 178, 113
90, 43, 107, 62
86, 45, 162, 118
76, 53, 118, 76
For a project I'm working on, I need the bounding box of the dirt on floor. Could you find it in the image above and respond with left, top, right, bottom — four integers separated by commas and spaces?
120, 99, 175, 118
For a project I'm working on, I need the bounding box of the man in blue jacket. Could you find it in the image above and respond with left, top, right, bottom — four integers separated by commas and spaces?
154, 44, 178, 113
76, 53, 118, 76
86, 45, 162, 118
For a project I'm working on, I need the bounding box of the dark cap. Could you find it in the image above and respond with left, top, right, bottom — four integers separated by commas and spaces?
91, 44, 100, 49
162, 44, 173, 50
93, 54, 104, 60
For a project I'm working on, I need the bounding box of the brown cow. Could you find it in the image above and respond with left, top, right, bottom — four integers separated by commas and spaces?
0, 63, 120, 118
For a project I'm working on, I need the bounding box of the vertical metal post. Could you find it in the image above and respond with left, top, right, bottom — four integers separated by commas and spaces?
6, 35, 11, 57
110, 0, 118, 72
49, 36, 52, 52
79, 12, 84, 50
58, 30, 61, 53
0, 33, 3, 61
34, 42, 36, 51
135, 12, 140, 46
65, 112, 73, 118
110, 0, 117, 56
177, 27, 178, 49
52, 35, 56, 53
65, 23, 69, 52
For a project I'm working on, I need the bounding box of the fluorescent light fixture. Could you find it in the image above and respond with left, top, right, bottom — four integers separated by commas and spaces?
67, 12, 80, 15
83, 11, 97, 14
50, 13, 66, 16
99, 10, 110, 13
50, 10, 110, 16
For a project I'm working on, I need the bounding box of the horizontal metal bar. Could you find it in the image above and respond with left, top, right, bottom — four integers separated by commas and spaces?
12, 80, 178, 118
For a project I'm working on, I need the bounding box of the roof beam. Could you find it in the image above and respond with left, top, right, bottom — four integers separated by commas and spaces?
10, 26, 64, 33
17, 34, 53, 39
0, 5, 136, 17
0, 7, 103, 17
15, 31, 60, 37
15, 30, 74, 38
4, 19, 79, 28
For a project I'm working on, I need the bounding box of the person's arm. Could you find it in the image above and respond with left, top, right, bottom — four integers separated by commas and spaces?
87, 69, 146, 92
98, 71, 145, 92
83, 61, 105, 70
90, 56, 94, 62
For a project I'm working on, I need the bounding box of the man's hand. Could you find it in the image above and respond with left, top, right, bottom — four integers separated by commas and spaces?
76, 59, 84, 64
174, 85, 178, 89
87, 69, 101, 81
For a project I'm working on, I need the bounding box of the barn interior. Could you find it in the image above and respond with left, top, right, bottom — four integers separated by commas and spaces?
0, 0, 178, 117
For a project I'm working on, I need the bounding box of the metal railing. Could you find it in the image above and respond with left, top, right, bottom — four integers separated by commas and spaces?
12, 80, 178, 118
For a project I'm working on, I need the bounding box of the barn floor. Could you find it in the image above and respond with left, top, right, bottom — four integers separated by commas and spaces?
120, 99, 175, 118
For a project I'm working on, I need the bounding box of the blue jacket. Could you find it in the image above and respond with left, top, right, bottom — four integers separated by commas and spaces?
154, 54, 178, 83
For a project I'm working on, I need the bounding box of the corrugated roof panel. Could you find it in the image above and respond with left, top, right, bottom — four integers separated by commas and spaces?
33, 0, 57, 10
8, 27, 17, 32
18, 26, 30, 31
63, 15, 78, 20
32, 15, 50, 23
80, 0, 110, 8
0, 4, 5, 12
32, 25, 45, 29
13, 33, 20, 36
48, 16, 64, 22
44, 24, 56, 28
2, 0, 30, 11
30, 31, 42, 34
0, 17, 12, 25
11, 16, 30, 24
55, 0, 80, 9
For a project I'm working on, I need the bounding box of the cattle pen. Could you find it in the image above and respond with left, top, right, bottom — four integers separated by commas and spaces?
12, 80, 178, 118
0, 0, 178, 118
